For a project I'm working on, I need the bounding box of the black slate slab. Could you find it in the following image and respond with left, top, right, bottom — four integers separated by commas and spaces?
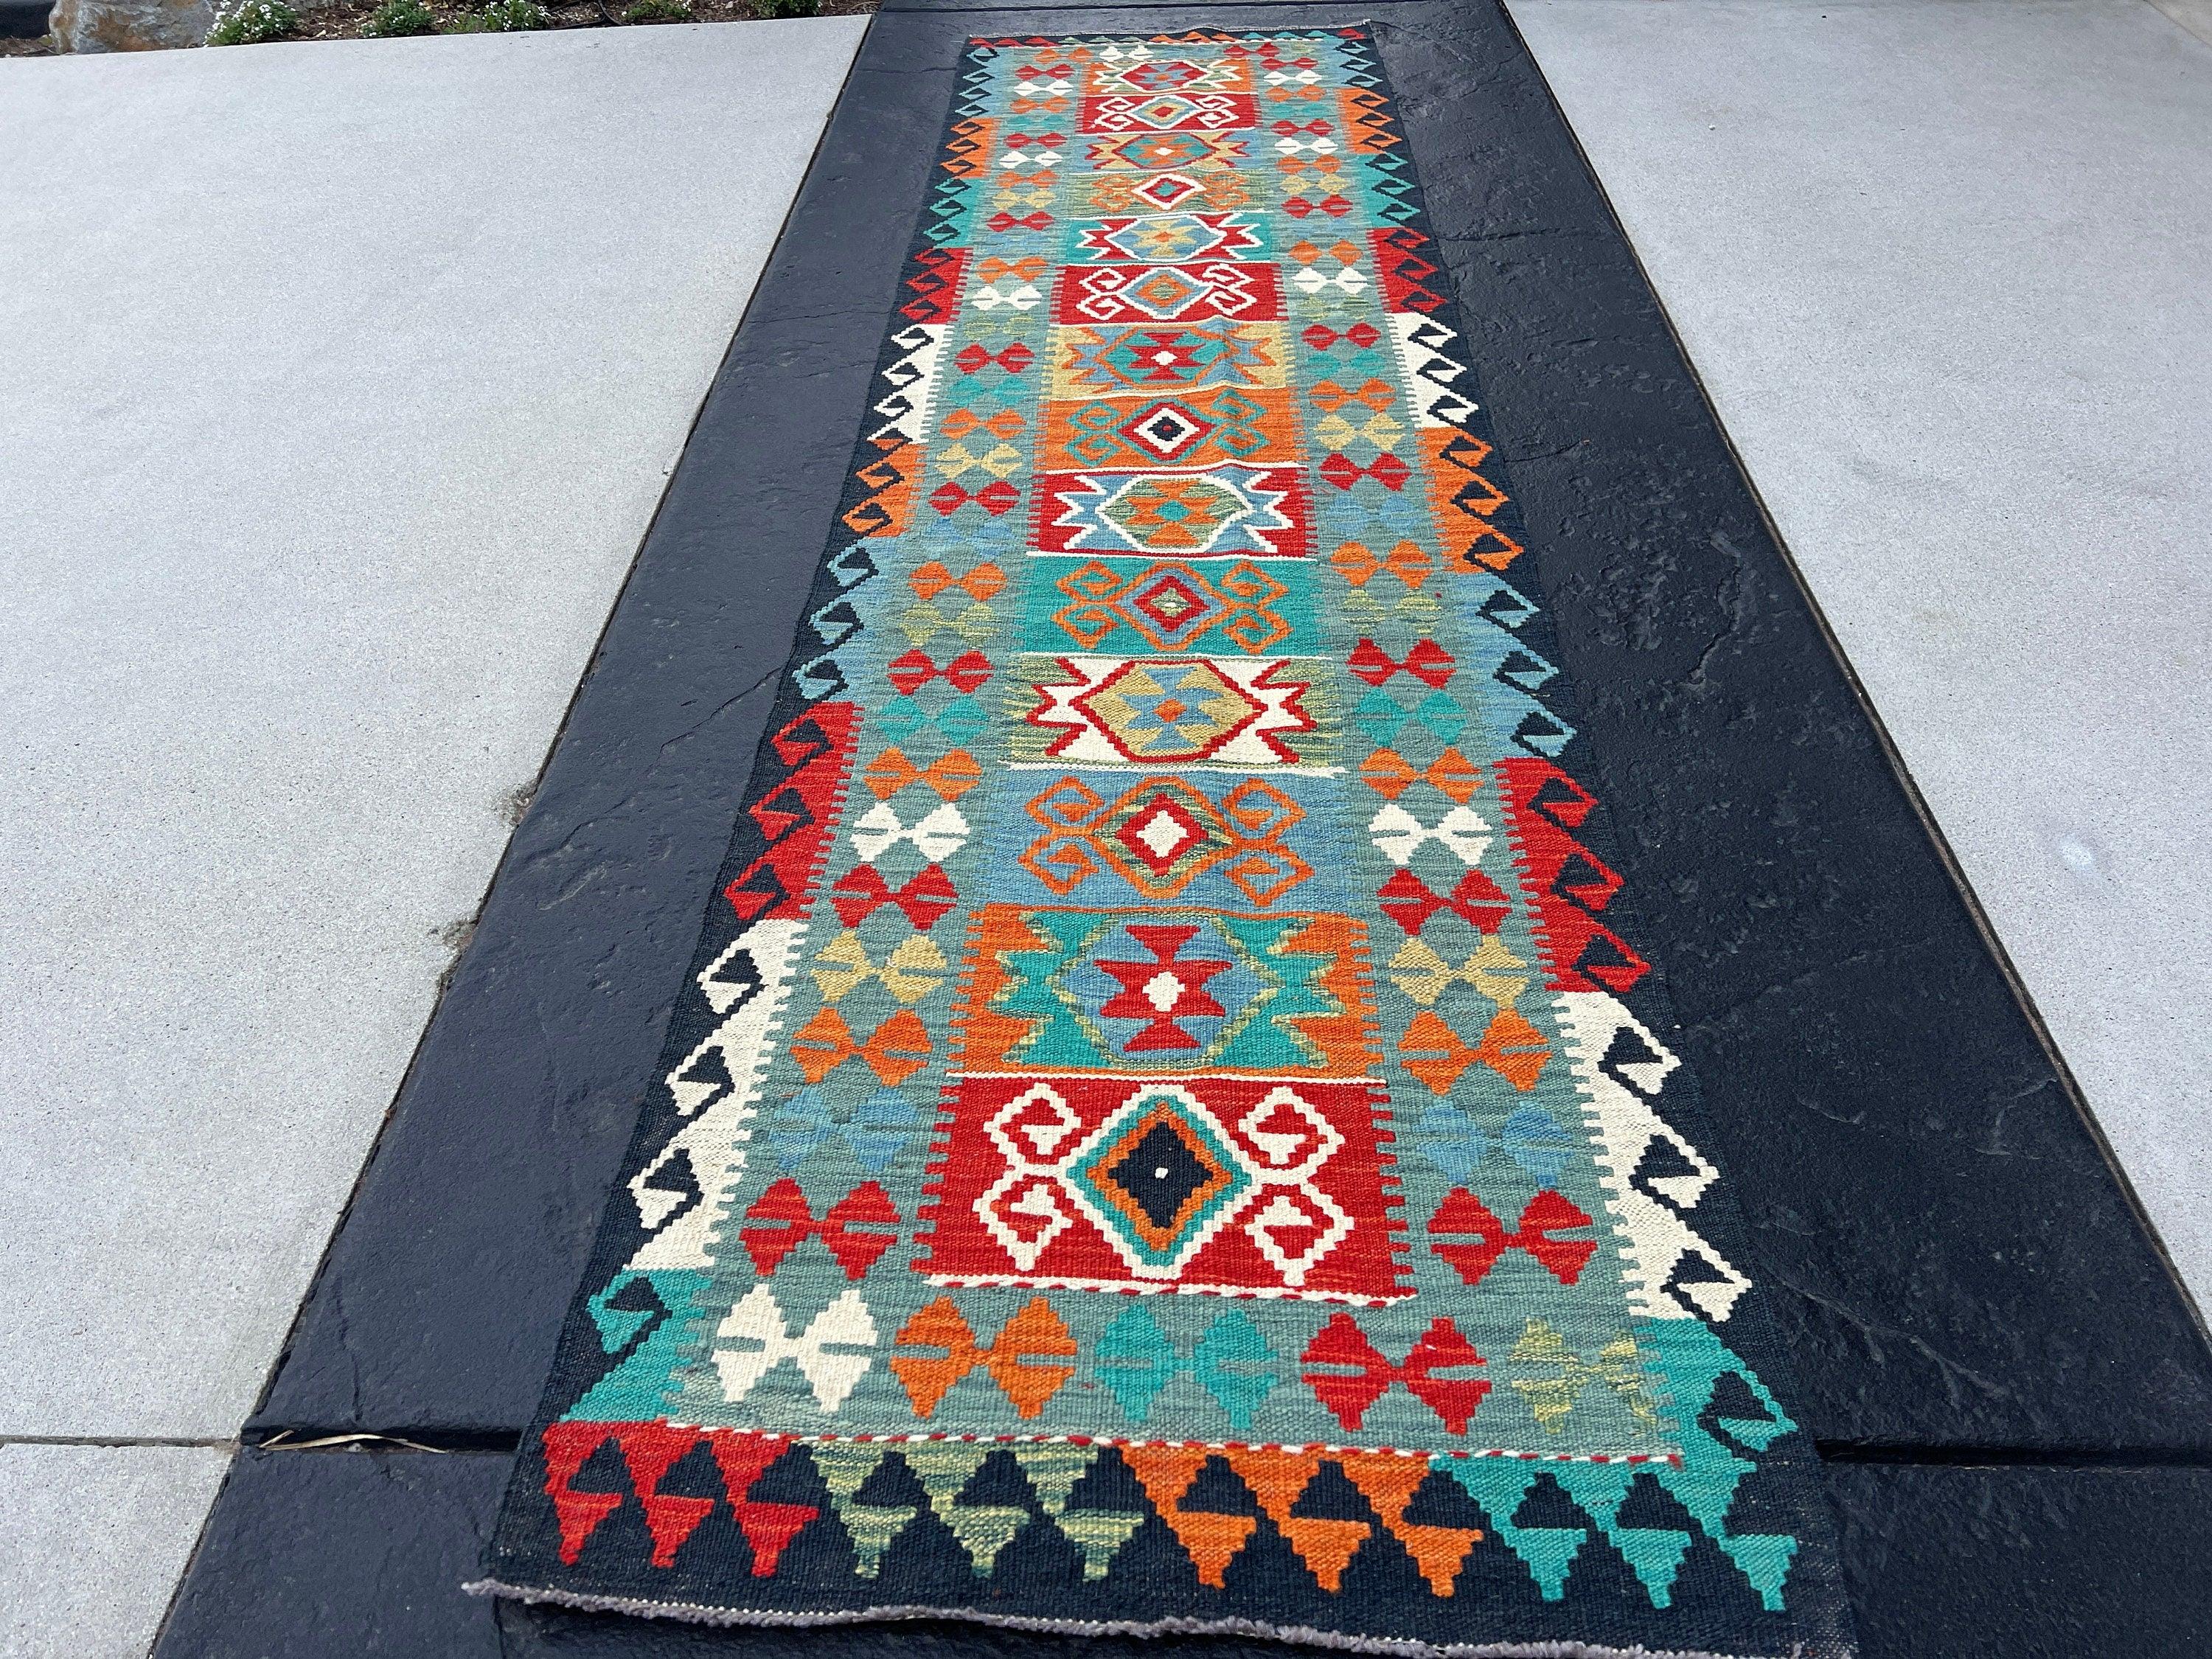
249, 0, 2211, 1463
154, 1449, 509, 1659
151, 1448, 2212, 1659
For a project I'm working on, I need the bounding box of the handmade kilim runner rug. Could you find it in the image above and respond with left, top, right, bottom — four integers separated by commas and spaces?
477, 27, 1853, 1658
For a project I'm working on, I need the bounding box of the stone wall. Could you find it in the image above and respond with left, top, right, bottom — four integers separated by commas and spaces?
50, 0, 216, 49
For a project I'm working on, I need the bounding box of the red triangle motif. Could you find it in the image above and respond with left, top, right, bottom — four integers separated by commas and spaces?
615, 1424, 716, 1569
706, 1431, 818, 1579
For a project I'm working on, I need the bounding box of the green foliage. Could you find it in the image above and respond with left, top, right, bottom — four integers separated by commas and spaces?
205, 0, 299, 44
363, 0, 436, 34
619, 0, 692, 19
751, 0, 818, 15
444, 0, 547, 26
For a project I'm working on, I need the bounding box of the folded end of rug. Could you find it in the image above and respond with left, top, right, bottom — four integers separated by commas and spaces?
462, 1573, 1809, 1659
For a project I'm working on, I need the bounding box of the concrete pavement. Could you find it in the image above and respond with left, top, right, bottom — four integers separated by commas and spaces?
3, 1, 2208, 1652
0, 18, 864, 1654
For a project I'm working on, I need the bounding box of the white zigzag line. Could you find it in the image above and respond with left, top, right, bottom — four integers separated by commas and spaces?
1553, 990, 1750, 1322
620, 918, 807, 1275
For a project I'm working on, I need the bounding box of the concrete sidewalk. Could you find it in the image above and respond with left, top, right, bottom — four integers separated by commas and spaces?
3, 1, 2208, 1653
0, 19, 863, 1655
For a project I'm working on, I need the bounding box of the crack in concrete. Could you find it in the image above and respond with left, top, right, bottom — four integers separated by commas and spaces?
1683, 527, 1752, 693
1684, 939, 1940, 1032
1778, 1271, 2020, 1413
324, 1272, 368, 1434
653, 663, 782, 767
0, 1435, 237, 1448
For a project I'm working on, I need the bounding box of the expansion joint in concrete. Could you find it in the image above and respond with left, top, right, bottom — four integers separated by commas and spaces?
0, 1435, 238, 1450
1815, 1441, 2212, 1473
248, 1428, 525, 1456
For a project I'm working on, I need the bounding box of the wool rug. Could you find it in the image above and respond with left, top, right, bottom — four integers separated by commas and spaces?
475, 27, 1854, 1658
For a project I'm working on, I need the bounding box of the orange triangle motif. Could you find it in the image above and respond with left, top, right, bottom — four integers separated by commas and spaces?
1119, 1446, 1256, 1588
1360, 748, 1418, 800
1226, 1447, 1324, 1524
1425, 748, 1482, 803
1223, 1448, 1371, 1590
1338, 1452, 1483, 1598
1279, 1517, 1371, 1592
1473, 1009, 1550, 1091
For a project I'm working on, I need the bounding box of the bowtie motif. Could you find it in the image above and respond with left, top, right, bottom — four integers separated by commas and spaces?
766, 1085, 925, 1176
995, 136, 1062, 170
1342, 585, 1445, 627
787, 1006, 932, 1088
829, 863, 959, 931
851, 800, 971, 863
953, 340, 1037, 375
939, 406, 1029, 443
1328, 536, 1435, 591
1301, 319, 1385, 351
885, 649, 993, 696
973, 254, 1050, 289
1347, 636, 1455, 689
1355, 689, 1466, 748
1387, 935, 1528, 1007
1318, 451, 1411, 490
969, 278, 1044, 313
714, 1285, 878, 1413
1093, 1303, 1278, 1432
1399, 1007, 1551, 1094
1368, 803, 1489, 866
908, 558, 1009, 604
1508, 1318, 1658, 1436
1360, 746, 1480, 804
874, 692, 988, 746
1301, 1312, 1489, 1434
1414, 1102, 1576, 1189
810, 932, 950, 1004
931, 440, 1023, 483
896, 601, 998, 651
891, 1295, 1076, 1420
1377, 868, 1512, 935
739, 1178, 901, 1281
1310, 377, 1397, 414
862, 747, 982, 804
1289, 261, 1365, 302
1312, 408, 1407, 455
927, 479, 1023, 517
1429, 1189, 1599, 1290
